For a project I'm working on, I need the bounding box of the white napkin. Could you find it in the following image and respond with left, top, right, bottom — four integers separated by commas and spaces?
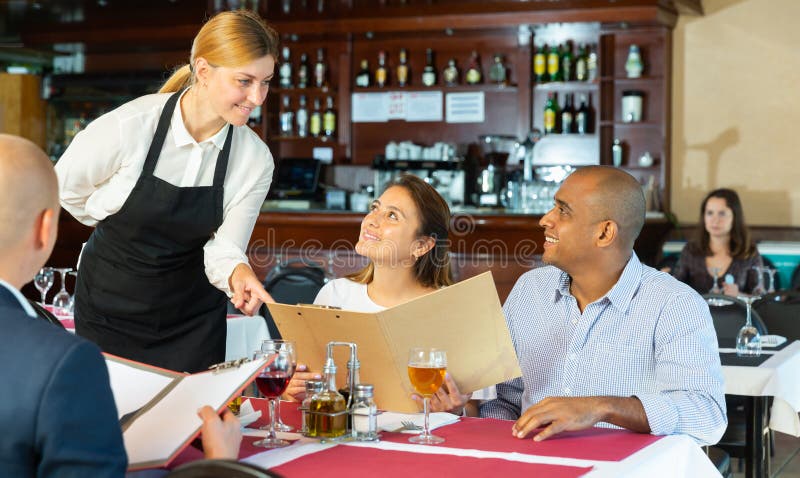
761, 335, 787, 348
377, 411, 460, 434
238, 399, 262, 429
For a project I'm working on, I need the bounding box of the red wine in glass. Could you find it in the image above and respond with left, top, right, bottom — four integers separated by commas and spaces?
256, 371, 291, 398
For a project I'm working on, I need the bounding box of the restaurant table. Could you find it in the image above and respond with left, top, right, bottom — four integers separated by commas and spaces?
51, 308, 271, 362
169, 399, 720, 478
719, 340, 800, 478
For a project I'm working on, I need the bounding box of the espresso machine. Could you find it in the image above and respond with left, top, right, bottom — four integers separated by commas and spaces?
372, 156, 466, 207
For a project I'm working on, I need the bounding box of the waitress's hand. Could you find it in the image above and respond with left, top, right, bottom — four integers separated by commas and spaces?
229, 263, 274, 316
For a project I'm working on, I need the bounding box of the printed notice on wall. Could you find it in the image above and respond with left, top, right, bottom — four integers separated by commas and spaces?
445, 92, 485, 123
406, 91, 443, 122
387, 92, 407, 120
352, 93, 389, 122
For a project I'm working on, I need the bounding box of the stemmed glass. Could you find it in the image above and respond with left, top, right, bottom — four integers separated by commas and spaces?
254, 340, 296, 448
751, 266, 767, 296
736, 295, 762, 357
708, 267, 722, 294
52, 268, 74, 315
34, 267, 54, 305
765, 268, 777, 294
407, 347, 447, 445
259, 339, 295, 433
66, 271, 78, 314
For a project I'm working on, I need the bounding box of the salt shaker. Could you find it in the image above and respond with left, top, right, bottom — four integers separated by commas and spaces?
351, 384, 378, 441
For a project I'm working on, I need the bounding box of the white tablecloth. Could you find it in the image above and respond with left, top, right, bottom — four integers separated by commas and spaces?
224, 315, 271, 361
722, 340, 800, 436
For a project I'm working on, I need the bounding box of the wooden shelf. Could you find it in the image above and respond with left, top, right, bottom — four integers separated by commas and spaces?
352, 84, 518, 93
273, 87, 337, 95
601, 121, 662, 129
268, 135, 338, 142
532, 81, 599, 91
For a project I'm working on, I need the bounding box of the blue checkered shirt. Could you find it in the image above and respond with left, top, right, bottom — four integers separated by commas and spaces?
480, 253, 727, 445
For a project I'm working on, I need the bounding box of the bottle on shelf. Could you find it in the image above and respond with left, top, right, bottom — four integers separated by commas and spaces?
547, 44, 561, 82
355, 59, 371, 87
465, 50, 482, 85
587, 44, 598, 81
442, 58, 459, 86
422, 48, 437, 87
375, 50, 389, 88
309, 97, 322, 137
323, 96, 336, 138
561, 42, 573, 82
296, 94, 309, 138
488, 53, 507, 85
575, 93, 591, 134
279, 95, 294, 136
279, 46, 293, 89
543, 92, 559, 134
561, 93, 574, 134
247, 105, 262, 129
314, 47, 327, 88
575, 44, 587, 82
612, 138, 623, 167
297, 52, 309, 89
396, 48, 409, 87
533, 44, 547, 83
625, 44, 644, 78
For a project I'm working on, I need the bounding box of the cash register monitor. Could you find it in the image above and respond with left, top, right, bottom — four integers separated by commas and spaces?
268, 158, 321, 199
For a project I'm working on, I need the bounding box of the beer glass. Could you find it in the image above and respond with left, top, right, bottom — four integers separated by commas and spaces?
407, 347, 447, 445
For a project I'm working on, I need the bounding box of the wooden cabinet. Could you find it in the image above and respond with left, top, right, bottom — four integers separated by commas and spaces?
0, 73, 46, 148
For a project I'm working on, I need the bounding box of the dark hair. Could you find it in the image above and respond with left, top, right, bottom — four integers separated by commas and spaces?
348, 174, 453, 289
693, 188, 757, 259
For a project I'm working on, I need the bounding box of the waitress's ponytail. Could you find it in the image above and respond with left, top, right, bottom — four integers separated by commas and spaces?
159, 65, 193, 93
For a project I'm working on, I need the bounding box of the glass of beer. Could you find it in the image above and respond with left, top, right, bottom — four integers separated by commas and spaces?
407, 347, 447, 445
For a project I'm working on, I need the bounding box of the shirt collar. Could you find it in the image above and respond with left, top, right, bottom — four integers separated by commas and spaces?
553, 252, 643, 313
0, 278, 37, 318
170, 88, 230, 150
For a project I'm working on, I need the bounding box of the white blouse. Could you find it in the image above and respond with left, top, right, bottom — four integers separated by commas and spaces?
55, 90, 274, 296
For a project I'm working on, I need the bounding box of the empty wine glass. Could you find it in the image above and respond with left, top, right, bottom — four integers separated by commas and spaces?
708, 267, 722, 294
253, 340, 296, 448
765, 268, 777, 294
407, 347, 447, 445
33, 267, 54, 305
736, 295, 762, 357
66, 271, 78, 314
52, 268, 74, 316
751, 266, 767, 296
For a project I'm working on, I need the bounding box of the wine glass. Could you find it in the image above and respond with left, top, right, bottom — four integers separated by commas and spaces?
52, 268, 73, 315
254, 340, 296, 448
66, 271, 78, 314
708, 267, 722, 294
33, 267, 54, 305
736, 295, 762, 357
407, 347, 447, 445
751, 266, 767, 296
765, 268, 777, 294
260, 339, 296, 433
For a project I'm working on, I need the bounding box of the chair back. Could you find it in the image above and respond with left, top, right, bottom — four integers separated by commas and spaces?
754, 290, 800, 341
260, 259, 328, 340
28, 300, 65, 329
167, 459, 282, 477
703, 294, 768, 342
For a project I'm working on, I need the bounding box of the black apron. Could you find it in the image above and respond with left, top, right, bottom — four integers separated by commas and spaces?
74, 91, 233, 373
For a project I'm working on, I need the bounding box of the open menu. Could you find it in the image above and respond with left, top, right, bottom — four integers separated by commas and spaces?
104, 354, 270, 470
267, 271, 521, 413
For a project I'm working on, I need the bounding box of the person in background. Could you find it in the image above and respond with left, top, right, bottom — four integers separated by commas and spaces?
0, 134, 242, 478
431, 166, 726, 445
286, 174, 493, 415
671, 188, 763, 296
55, 10, 278, 373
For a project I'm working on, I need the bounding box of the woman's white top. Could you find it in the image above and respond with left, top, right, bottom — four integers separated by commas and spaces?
313, 277, 496, 401
55, 90, 274, 295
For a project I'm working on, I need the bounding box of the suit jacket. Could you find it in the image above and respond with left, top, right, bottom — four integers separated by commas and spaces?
0, 283, 127, 477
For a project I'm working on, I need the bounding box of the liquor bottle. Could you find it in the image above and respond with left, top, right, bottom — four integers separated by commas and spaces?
587, 44, 598, 81
465, 50, 482, 85
355, 59, 371, 88
576, 94, 591, 134
314, 48, 327, 88
561, 42, 573, 82
488, 53, 507, 85
543, 92, 559, 134
575, 44, 587, 82
625, 44, 644, 78
296, 94, 309, 137
309, 97, 322, 137
297, 52, 309, 88
561, 93, 574, 134
279, 46, 293, 89
611, 138, 623, 167
396, 48, 409, 87
375, 50, 389, 88
533, 44, 546, 83
323, 95, 336, 138
422, 48, 437, 87
310, 360, 347, 438
547, 44, 561, 82
279, 95, 294, 136
442, 58, 459, 86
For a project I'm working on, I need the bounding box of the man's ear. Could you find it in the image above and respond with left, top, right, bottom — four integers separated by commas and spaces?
34, 208, 58, 252
595, 220, 618, 249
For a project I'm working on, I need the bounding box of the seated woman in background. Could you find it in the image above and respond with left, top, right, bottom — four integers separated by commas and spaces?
673, 188, 763, 296
287, 174, 493, 414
